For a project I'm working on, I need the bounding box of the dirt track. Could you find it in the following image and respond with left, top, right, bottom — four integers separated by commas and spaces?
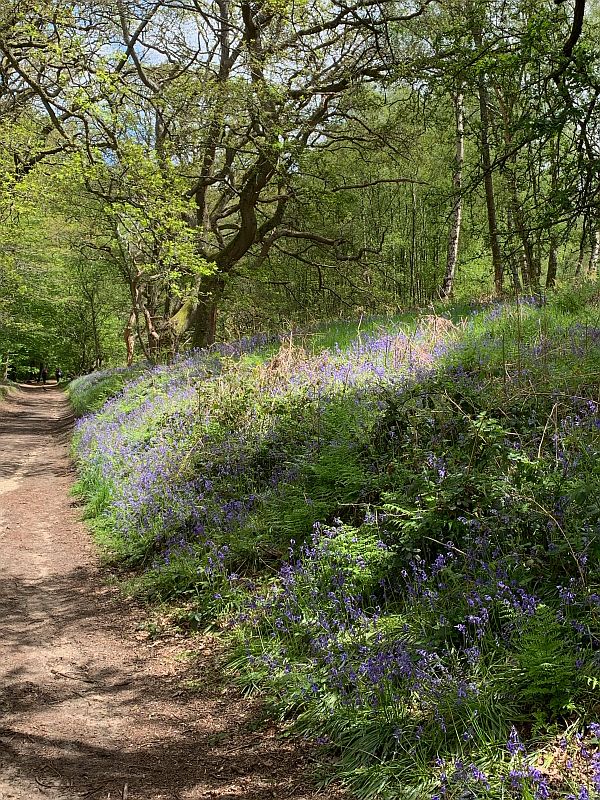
0, 385, 338, 800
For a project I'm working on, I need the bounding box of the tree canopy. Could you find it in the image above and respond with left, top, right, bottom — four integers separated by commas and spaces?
1, 0, 599, 372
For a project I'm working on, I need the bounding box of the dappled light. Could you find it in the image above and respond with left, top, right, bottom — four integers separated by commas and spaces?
1, 0, 600, 796
0, 388, 343, 800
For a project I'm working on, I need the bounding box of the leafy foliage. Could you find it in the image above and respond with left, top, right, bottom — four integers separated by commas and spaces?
73, 295, 600, 798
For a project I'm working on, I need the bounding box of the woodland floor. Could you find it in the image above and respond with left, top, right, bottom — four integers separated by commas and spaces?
0, 385, 343, 800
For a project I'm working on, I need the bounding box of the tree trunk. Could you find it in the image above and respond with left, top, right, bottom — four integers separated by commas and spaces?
546, 235, 559, 289
192, 300, 218, 349
89, 293, 103, 369
545, 138, 560, 291
515, 215, 538, 289
509, 256, 522, 293
588, 227, 600, 278
169, 275, 225, 349
409, 184, 416, 303
191, 276, 226, 349
495, 90, 539, 291
440, 89, 464, 300
124, 310, 136, 366
142, 304, 160, 362
474, 64, 503, 293
518, 245, 529, 290
505, 210, 522, 292
575, 223, 587, 277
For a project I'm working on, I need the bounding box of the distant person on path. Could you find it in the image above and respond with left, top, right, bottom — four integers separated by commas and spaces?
41, 366, 49, 387
55, 368, 62, 384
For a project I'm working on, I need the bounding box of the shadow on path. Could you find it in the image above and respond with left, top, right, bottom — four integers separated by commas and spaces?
0, 382, 335, 800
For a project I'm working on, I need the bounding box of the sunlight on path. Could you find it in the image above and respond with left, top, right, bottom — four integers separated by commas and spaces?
0, 387, 338, 800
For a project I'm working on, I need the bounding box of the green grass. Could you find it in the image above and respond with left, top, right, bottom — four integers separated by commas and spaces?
71, 289, 600, 799
68, 367, 145, 415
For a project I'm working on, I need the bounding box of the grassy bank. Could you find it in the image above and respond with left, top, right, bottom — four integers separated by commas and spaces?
0, 381, 16, 401
72, 290, 600, 799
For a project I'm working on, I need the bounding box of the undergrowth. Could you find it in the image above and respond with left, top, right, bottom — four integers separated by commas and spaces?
72, 287, 600, 799
0, 381, 14, 400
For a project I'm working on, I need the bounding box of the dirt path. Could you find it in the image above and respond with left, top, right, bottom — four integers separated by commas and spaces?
0, 386, 339, 800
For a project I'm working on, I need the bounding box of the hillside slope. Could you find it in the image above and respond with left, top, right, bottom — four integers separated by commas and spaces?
72, 294, 600, 799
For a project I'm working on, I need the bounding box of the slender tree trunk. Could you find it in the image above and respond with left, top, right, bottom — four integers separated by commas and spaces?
506, 174, 537, 290
409, 184, 416, 303
545, 137, 561, 291
79, 341, 87, 374
588, 226, 600, 277
518, 245, 528, 290
142, 304, 160, 361
495, 90, 539, 291
530, 142, 544, 288
473, 46, 503, 293
2, 354, 9, 381
506, 211, 525, 292
88, 292, 103, 369
124, 310, 136, 366
510, 255, 522, 293
515, 211, 539, 290
575, 222, 587, 277
440, 89, 465, 300
546, 235, 559, 289
504, 210, 522, 292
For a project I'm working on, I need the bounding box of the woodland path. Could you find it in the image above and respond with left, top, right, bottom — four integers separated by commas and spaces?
0, 386, 340, 800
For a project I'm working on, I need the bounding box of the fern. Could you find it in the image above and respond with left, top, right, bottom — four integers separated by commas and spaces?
513, 605, 580, 714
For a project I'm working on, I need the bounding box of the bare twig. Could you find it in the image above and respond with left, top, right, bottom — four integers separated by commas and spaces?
50, 669, 98, 684
536, 402, 559, 461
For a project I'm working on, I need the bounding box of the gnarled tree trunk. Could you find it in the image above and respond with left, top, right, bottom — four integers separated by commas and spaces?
171, 275, 226, 350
